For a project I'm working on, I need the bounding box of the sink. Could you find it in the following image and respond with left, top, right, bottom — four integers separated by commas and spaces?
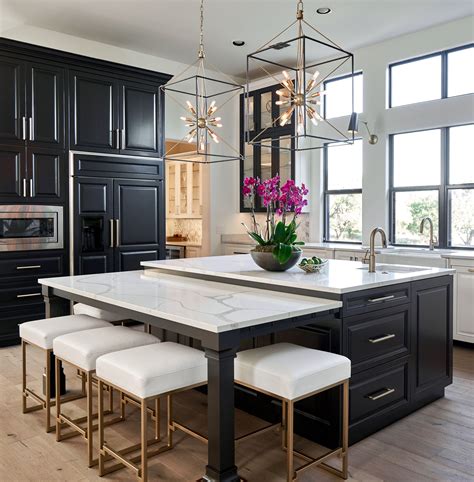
358, 264, 427, 274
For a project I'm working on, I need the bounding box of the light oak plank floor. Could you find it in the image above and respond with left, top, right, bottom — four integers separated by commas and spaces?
0, 344, 472, 481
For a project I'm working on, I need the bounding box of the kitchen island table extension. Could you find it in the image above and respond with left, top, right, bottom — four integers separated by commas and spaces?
143, 256, 455, 445
39, 269, 341, 482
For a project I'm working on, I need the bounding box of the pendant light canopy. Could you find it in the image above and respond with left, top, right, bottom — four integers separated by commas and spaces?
161, 0, 243, 164
246, 0, 357, 152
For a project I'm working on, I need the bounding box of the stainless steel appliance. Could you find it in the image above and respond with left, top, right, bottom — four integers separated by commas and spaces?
165, 245, 185, 259
0, 205, 64, 252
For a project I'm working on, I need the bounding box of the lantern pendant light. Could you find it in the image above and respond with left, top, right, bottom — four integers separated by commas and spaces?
246, 0, 357, 152
161, 0, 243, 164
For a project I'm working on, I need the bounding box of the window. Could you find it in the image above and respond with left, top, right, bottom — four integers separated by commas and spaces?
390, 124, 474, 248
324, 72, 363, 119
324, 139, 363, 242
389, 44, 473, 107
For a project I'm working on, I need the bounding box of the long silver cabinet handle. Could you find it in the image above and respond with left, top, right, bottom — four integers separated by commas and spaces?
17, 293, 42, 298
116, 129, 120, 150
368, 295, 396, 303
367, 387, 395, 401
16, 265, 42, 270
29, 179, 34, 197
23, 178, 28, 197
115, 219, 120, 247
369, 333, 396, 344
29, 117, 33, 141
109, 219, 115, 248
22, 117, 27, 140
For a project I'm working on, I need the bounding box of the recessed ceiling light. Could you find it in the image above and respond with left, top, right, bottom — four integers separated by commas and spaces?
232, 40, 245, 46
316, 7, 331, 14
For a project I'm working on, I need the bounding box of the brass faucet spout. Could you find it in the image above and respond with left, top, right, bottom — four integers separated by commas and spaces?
368, 227, 388, 273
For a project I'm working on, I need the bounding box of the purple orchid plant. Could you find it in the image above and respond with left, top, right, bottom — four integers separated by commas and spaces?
242, 175, 309, 264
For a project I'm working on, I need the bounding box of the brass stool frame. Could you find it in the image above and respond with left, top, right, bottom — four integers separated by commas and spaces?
97, 377, 206, 482
21, 339, 87, 432
54, 355, 128, 467
236, 379, 349, 482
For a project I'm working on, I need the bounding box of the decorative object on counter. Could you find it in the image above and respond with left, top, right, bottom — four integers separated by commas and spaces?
246, 0, 356, 152
161, 0, 243, 164
242, 175, 308, 271
362, 120, 378, 144
298, 256, 328, 273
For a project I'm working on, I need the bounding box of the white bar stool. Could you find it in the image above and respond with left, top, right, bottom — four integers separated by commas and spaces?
235, 343, 351, 482
52, 326, 160, 467
95, 342, 207, 481
19, 314, 111, 432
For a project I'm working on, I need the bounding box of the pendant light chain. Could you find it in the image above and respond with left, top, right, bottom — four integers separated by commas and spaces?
198, 0, 205, 58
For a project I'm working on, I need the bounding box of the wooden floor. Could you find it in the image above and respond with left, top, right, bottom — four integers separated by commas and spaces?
0, 344, 473, 482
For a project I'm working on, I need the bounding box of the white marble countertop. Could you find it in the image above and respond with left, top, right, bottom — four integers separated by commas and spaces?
39, 271, 341, 333
142, 255, 454, 295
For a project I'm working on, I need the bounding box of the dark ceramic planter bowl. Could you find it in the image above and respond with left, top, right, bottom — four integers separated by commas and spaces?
250, 248, 302, 272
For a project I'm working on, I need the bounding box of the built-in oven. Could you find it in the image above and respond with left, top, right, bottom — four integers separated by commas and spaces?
165, 245, 185, 259
0, 205, 64, 252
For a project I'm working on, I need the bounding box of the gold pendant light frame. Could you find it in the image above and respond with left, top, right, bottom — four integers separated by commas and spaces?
161, 0, 243, 164
245, 0, 356, 152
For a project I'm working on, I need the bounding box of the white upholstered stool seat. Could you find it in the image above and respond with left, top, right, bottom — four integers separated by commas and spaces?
235, 342, 351, 400
73, 303, 129, 322
96, 342, 207, 398
53, 326, 160, 468
53, 326, 159, 372
20, 315, 111, 350
95, 342, 207, 480
235, 343, 351, 482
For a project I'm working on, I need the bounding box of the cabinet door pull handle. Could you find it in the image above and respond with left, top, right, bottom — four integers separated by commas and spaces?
368, 295, 396, 303
109, 219, 115, 248
115, 219, 120, 247
369, 333, 396, 344
29, 117, 33, 141
116, 129, 120, 150
22, 116, 27, 140
121, 128, 125, 150
29, 179, 34, 197
16, 265, 42, 270
367, 387, 395, 401
17, 293, 42, 299
23, 178, 28, 197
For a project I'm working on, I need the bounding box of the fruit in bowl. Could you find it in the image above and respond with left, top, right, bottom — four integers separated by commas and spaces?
298, 256, 328, 273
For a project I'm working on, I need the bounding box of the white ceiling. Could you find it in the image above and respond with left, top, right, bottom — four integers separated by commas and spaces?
1, 0, 473, 77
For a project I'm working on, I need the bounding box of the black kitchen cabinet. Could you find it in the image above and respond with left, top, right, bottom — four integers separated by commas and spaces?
26, 62, 65, 148
0, 55, 24, 145
71, 71, 161, 157
0, 55, 64, 148
74, 176, 164, 275
0, 146, 65, 202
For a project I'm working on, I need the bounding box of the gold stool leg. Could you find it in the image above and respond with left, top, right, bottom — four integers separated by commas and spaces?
167, 395, 173, 448
98, 379, 105, 476
86, 372, 94, 467
281, 400, 287, 450
120, 391, 126, 419
108, 385, 114, 413
155, 398, 161, 441
55, 356, 62, 441
342, 380, 349, 479
141, 399, 148, 482
287, 401, 294, 482
21, 340, 27, 414
45, 350, 52, 432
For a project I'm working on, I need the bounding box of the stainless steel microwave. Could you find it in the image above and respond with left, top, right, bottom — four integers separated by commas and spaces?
0, 205, 64, 252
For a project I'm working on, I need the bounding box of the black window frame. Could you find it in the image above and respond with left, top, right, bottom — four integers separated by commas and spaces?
388, 43, 474, 108
323, 71, 363, 120
323, 139, 363, 244
389, 124, 474, 250
239, 83, 295, 213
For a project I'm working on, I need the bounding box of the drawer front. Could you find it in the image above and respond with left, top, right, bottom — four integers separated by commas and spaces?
0, 304, 45, 346
346, 306, 409, 371
0, 283, 43, 306
343, 283, 410, 317
350, 359, 409, 424
0, 255, 64, 279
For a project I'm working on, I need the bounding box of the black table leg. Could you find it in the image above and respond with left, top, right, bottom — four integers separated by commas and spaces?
202, 346, 240, 482
42, 286, 69, 396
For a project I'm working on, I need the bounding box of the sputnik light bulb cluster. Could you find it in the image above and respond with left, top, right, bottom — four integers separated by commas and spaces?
180, 100, 222, 150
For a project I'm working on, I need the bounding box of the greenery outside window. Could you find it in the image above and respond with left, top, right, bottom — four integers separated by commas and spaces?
390, 124, 474, 248
324, 139, 363, 243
